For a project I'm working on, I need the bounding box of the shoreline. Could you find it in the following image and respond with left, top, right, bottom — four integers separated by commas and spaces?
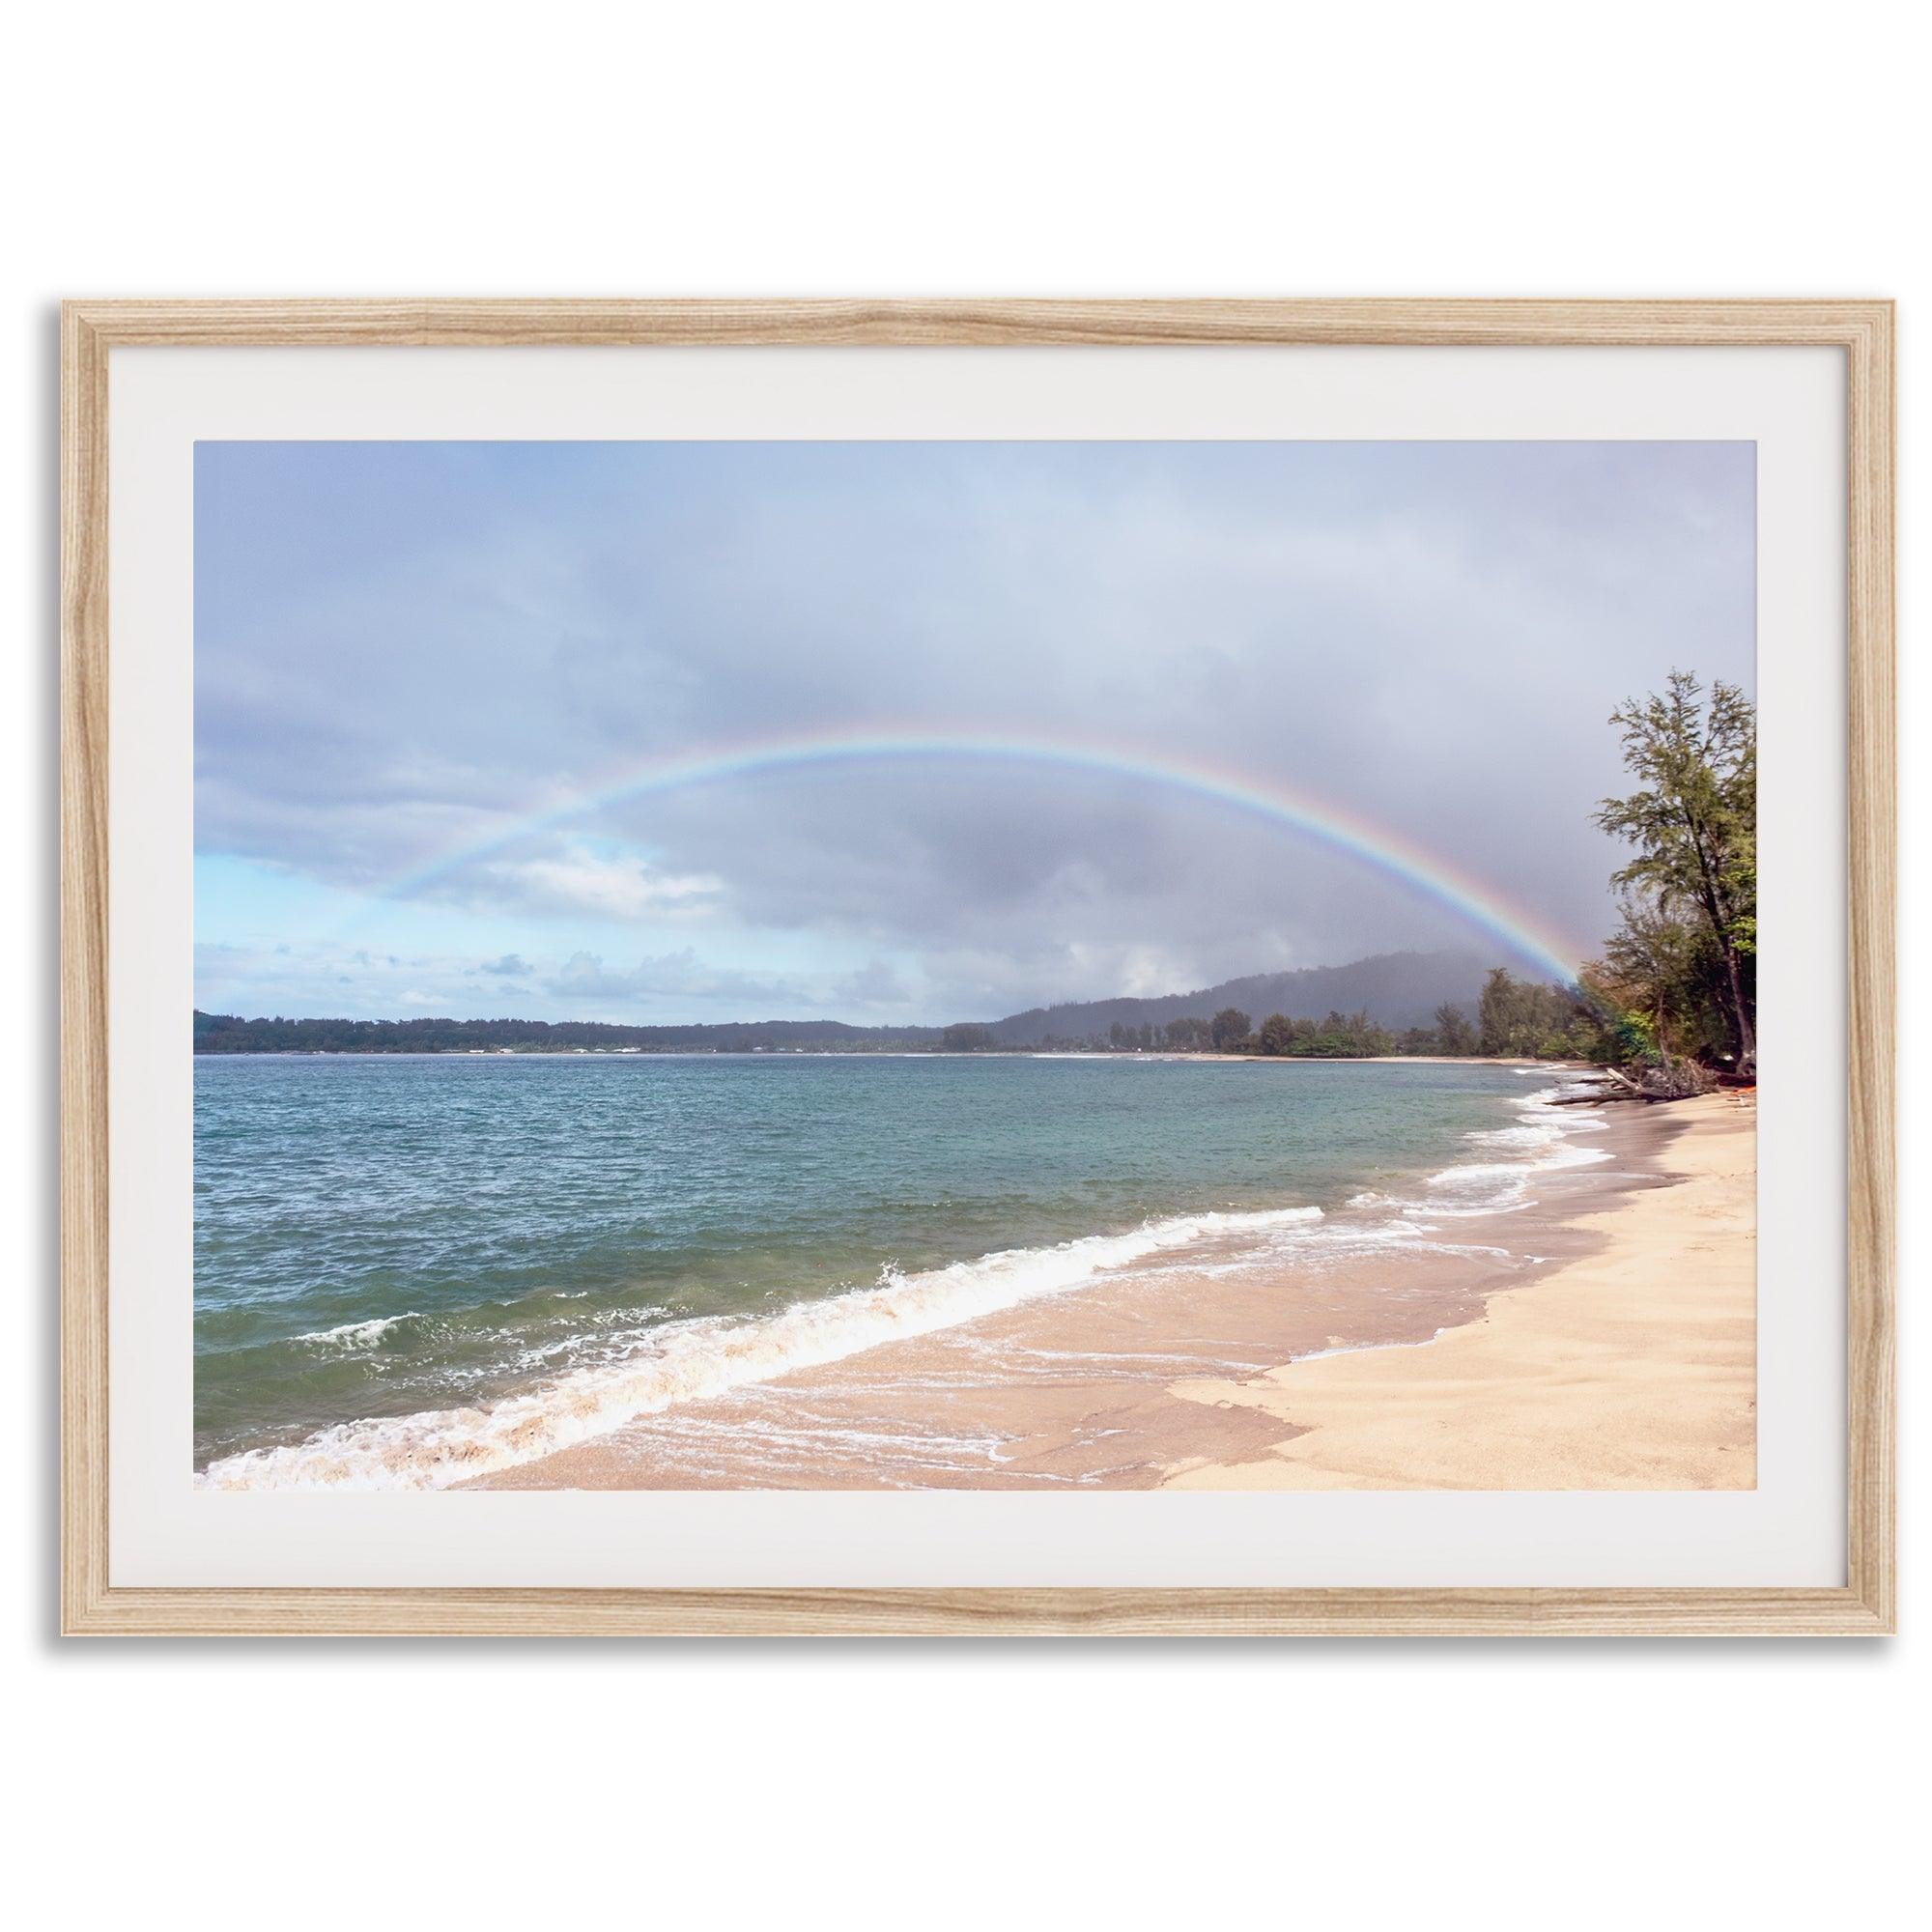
1177, 1052, 1557, 1065
199, 1075, 1753, 1492
194, 1047, 1561, 1065
1160, 1091, 1756, 1491
461, 1085, 1739, 1494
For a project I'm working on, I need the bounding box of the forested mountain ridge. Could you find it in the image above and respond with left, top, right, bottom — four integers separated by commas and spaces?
986, 950, 1495, 1046
194, 949, 1508, 1054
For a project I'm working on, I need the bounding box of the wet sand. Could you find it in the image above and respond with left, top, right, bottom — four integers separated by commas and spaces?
468, 1094, 1736, 1492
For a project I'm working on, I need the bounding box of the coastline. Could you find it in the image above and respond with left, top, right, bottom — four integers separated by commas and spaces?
1180, 1053, 1548, 1065
1160, 1091, 1756, 1491
198, 1067, 1754, 1493
462, 1084, 1750, 1494
195, 1047, 1552, 1064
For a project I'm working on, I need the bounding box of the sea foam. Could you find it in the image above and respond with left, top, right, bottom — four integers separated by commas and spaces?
1344, 1082, 1611, 1223
197, 1201, 1324, 1492
1412, 1082, 1610, 1215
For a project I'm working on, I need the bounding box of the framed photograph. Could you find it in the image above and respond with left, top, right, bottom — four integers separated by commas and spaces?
61, 299, 1893, 1635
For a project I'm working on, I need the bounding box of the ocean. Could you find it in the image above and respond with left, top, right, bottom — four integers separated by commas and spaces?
193, 1053, 1611, 1489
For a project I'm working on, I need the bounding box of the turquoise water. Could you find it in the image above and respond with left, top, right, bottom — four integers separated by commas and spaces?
193, 1053, 1557, 1484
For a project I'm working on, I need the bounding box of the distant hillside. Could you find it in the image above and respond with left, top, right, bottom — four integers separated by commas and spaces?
193, 1011, 941, 1054
985, 950, 1495, 1046
193, 949, 1511, 1054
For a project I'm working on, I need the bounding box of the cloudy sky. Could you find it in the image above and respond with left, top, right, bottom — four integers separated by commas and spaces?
194, 440, 1754, 1025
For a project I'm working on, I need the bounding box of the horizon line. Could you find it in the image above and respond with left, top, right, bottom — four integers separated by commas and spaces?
194, 944, 1575, 1032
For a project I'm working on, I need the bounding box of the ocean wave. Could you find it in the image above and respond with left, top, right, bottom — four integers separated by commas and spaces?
292, 1312, 425, 1352
197, 1202, 1324, 1492
1407, 1083, 1610, 1215
1346, 1082, 1611, 1223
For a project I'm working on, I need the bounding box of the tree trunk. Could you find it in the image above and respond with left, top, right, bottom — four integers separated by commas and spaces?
1677, 806, 1755, 1078
1719, 940, 1755, 1076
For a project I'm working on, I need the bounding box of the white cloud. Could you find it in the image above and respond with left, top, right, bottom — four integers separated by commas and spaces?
483, 848, 723, 921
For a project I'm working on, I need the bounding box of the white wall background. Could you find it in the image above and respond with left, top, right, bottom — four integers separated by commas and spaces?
5, 4, 1920, 1925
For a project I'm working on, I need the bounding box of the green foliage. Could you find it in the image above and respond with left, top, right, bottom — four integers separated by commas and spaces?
1609, 1010, 1658, 1062
1476, 968, 1590, 1058
1594, 670, 1756, 1071
1257, 1013, 1295, 1055
1209, 1007, 1253, 1050
191, 1010, 946, 1055
1582, 889, 1732, 1068
200, 986, 1592, 1064
1038, 991, 1587, 1061
1248, 1008, 1399, 1058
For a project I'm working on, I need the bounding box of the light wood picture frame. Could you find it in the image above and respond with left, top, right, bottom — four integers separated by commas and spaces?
60, 298, 1895, 1636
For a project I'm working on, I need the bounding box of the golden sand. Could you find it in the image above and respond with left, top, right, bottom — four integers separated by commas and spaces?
1160, 1092, 1756, 1491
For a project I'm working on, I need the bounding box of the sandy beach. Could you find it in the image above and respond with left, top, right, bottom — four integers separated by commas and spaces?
467, 1088, 1754, 1493
1162, 1090, 1756, 1490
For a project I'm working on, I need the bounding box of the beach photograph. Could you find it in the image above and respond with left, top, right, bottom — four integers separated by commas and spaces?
191, 439, 1758, 1493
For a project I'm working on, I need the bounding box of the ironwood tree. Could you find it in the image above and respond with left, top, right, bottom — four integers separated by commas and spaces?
1594, 670, 1756, 1075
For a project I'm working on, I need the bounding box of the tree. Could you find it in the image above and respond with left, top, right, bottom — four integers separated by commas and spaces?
1602, 895, 1689, 1067
1258, 1012, 1295, 1056
1596, 671, 1756, 1074
1433, 1002, 1477, 1055
941, 1023, 995, 1051
1477, 968, 1522, 1056
1477, 968, 1589, 1058
1209, 1007, 1252, 1051
1585, 889, 1738, 1070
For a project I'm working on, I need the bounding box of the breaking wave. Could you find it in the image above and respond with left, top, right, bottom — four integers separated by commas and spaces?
198, 1203, 1324, 1492
292, 1312, 425, 1353
1347, 1079, 1611, 1220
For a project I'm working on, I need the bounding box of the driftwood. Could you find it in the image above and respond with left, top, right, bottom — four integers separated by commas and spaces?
1634, 1061, 1719, 1100
1547, 1067, 1640, 1106
1549, 1064, 1717, 1105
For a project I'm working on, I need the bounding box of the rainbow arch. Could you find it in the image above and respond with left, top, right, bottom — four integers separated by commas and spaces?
384, 731, 1585, 985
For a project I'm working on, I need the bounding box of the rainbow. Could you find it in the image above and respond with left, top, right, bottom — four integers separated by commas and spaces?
384, 731, 1586, 984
